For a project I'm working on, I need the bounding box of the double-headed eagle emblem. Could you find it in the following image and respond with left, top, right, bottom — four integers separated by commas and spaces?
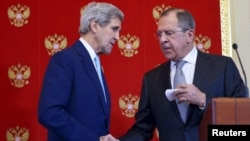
45, 34, 67, 56
8, 4, 30, 27
8, 63, 31, 88
118, 34, 140, 57
119, 94, 140, 118
6, 126, 29, 141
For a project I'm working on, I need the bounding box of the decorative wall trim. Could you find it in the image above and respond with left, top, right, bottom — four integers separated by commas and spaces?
220, 0, 232, 57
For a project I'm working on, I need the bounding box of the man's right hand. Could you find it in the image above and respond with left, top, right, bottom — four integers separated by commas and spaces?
100, 134, 120, 141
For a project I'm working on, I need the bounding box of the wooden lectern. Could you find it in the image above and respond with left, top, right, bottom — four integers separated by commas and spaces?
199, 98, 250, 141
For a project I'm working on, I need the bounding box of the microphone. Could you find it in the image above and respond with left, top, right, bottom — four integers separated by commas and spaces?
232, 43, 249, 97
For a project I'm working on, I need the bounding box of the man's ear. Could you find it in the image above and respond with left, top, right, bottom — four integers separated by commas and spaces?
90, 20, 98, 33
187, 29, 195, 43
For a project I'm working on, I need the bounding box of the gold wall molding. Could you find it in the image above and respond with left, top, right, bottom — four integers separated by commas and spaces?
220, 0, 232, 57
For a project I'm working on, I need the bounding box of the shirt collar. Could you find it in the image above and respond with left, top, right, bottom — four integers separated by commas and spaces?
171, 47, 198, 68
79, 37, 97, 60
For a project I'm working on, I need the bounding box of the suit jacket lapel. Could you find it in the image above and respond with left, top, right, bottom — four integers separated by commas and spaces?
101, 71, 111, 123
193, 51, 210, 89
74, 41, 110, 123
186, 51, 210, 123
160, 62, 182, 121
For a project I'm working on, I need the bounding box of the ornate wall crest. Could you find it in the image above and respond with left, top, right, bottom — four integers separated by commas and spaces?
7, 4, 30, 27
44, 33, 67, 56
80, 5, 86, 16
195, 34, 211, 53
6, 125, 29, 141
152, 4, 171, 24
8, 63, 31, 88
119, 93, 139, 118
118, 34, 139, 57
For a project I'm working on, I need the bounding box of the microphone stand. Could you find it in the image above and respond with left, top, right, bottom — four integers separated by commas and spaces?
233, 43, 249, 97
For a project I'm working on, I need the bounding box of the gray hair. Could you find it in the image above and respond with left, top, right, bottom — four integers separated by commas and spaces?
79, 2, 124, 35
160, 8, 196, 31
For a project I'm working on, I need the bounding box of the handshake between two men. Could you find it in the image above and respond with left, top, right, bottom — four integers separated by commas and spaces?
100, 134, 119, 141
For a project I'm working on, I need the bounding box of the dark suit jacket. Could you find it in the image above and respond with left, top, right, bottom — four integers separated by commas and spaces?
38, 40, 111, 141
119, 50, 246, 141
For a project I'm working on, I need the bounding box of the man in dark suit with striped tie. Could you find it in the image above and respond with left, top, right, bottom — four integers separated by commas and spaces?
119, 7, 246, 141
